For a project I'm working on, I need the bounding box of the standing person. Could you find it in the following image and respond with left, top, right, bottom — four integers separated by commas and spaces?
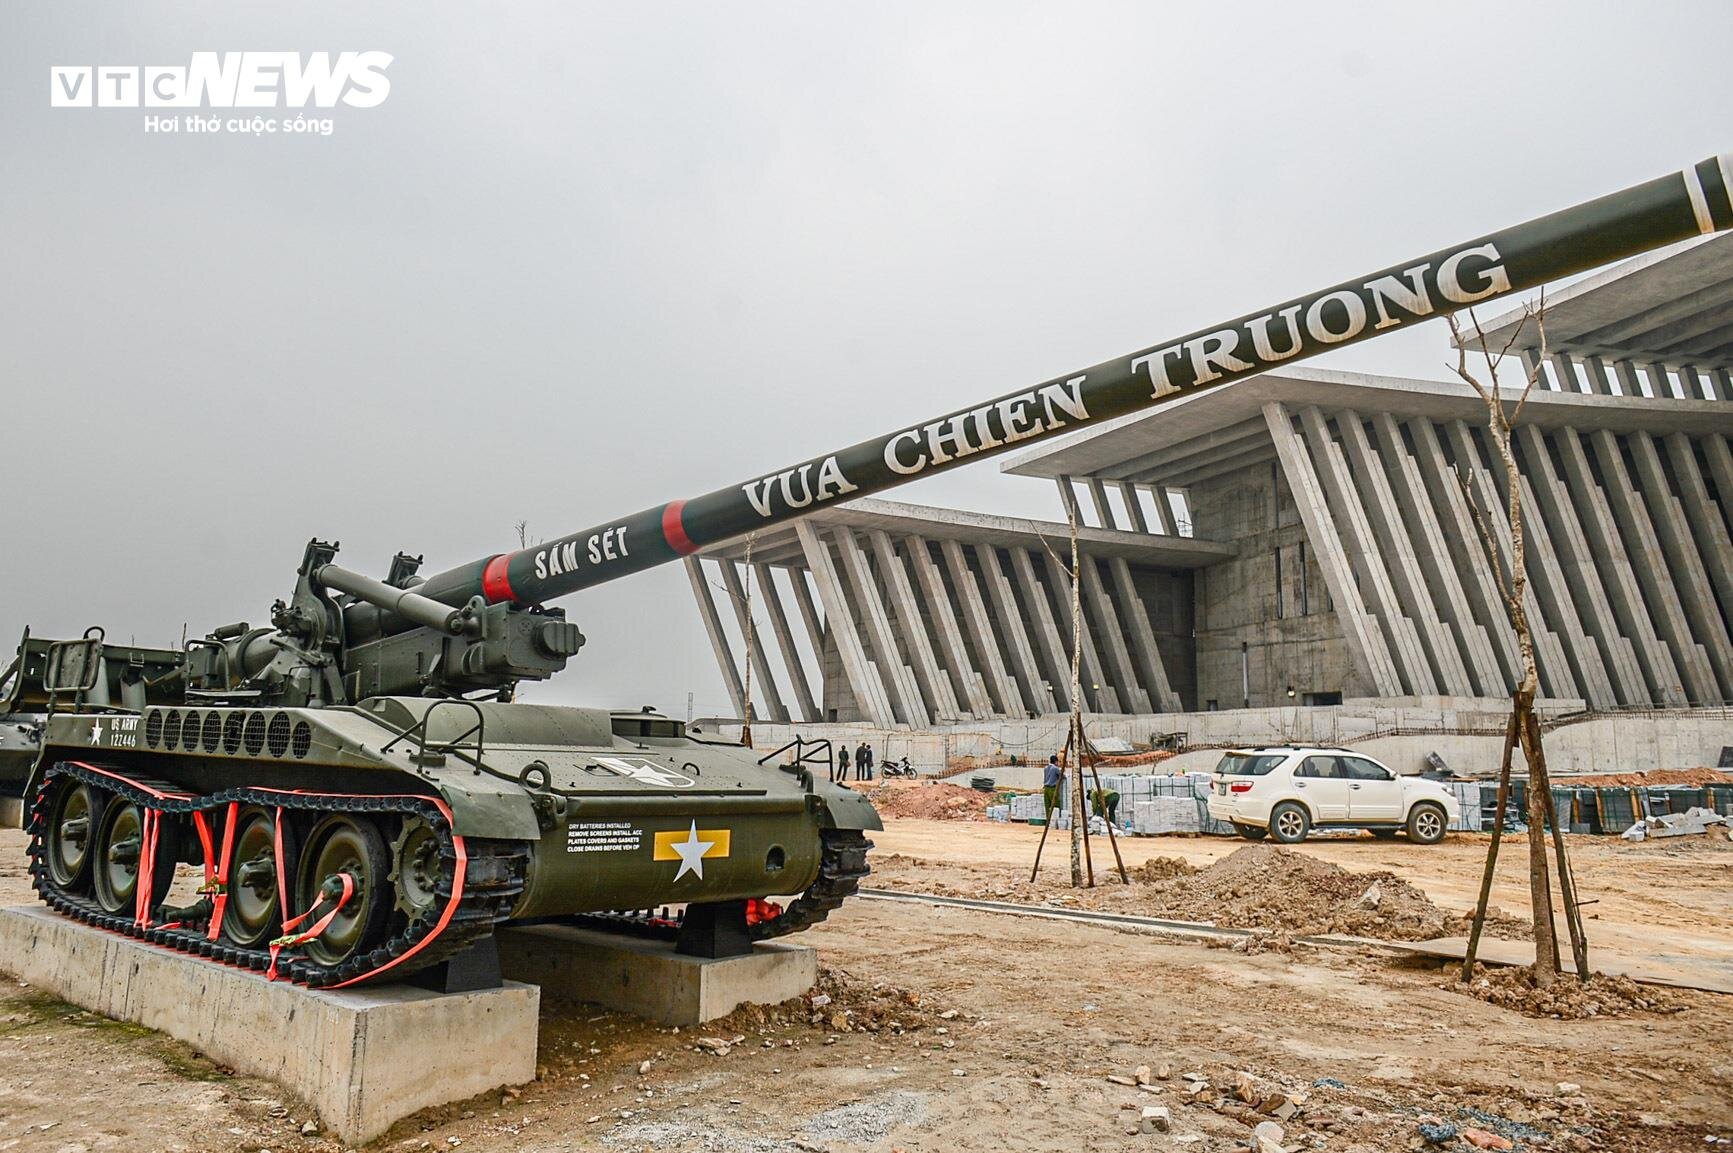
862, 743, 875, 780
854, 741, 868, 781
835, 743, 850, 783
1043, 753, 1064, 817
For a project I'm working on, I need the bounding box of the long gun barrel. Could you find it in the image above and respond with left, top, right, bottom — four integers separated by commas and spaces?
412, 154, 1733, 619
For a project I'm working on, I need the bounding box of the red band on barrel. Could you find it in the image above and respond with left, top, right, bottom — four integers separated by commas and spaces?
482, 554, 516, 603
662, 500, 697, 556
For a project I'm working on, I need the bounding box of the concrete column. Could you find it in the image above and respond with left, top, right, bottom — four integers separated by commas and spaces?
905, 534, 994, 717
1578, 354, 1613, 396
1149, 488, 1179, 535
1645, 363, 1680, 399
832, 528, 930, 728
1628, 432, 1733, 701
1039, 550, 1114, 714
794, 522, 897, 728
1513, 426, 1649, 706
683, 557, 746, 720
1370, 413, 1504, 697
1611, 360, 1648, 398
974, 544, 1057, 715
1079, 554, 1153, 713
718, 561, 790, 723
1116, 482, 1150, 533
1552, 429, 1686, 706
1336, 409, 1475, 696
1085, 477, 1119, 530
1700, 435, 1733, 544
1662, 433, 1733, 686
753, 564, 818, 722
868, 530, 961, 723
1262, 402, 1403, 696
785, 565, 828, 670
1297, 405, 1436, 695
1585, 431, 1721, 705
1712, 369, 1733, 404
1007, 547, 1076, 712
1108, 556, 1183, 711
1448, 421, 1594, 700
1406, 417, 1524, 693
1520, 347, 1550, 390
940, 538, 1026, 716
1676, 365, 1713, 400
1055, 476, 1085, 526
1547, 352, 1585, 394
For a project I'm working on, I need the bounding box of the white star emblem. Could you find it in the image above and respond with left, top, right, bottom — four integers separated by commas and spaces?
669, 820, 715, 882
89, 719, 102, 744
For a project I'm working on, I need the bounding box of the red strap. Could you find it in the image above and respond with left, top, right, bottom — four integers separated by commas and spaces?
206, 802, 239, 942
192, 810, 216, 888
331, 829, 465, 989
134, 807, 160, 928
62, 768, 473, 989
272, 806, 289, 926
268, 872, 355, 981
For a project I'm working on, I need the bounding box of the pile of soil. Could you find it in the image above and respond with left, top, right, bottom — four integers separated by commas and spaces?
1132, 855, 1197, 883
1562, 766, 1732, 787
1450, 964, 1679, 1018
855, 780, 1001, 821
1144, 844, 1457, 940
874, 845, 1533, 943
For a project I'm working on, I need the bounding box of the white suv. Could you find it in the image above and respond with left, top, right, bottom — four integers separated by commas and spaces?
1204, 747, 1458, 845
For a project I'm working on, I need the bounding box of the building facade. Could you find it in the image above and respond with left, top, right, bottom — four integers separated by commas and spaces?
688, 235, 1733, 726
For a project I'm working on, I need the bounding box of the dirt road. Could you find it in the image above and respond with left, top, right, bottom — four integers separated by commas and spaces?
869, 819, 1733, 968
1, 823, 1729, 1152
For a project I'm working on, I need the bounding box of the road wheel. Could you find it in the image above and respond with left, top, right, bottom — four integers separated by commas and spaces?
91, 800, 176, 917
46, 780, 101, 892
294, 814, 392, 968
222, 807, 294, 949
1268, 802, 1311, 845
1233, 823, 1268, 841
1406, 802, 1447, 845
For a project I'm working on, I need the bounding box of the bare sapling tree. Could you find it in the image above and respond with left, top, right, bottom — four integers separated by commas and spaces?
1028, 497, 1128, 888
1447, 294, 1589, 987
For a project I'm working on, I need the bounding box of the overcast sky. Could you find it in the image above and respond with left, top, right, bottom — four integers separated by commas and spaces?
3, 2, 1730, 718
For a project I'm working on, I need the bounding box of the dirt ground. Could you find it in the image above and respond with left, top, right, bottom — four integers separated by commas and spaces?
1, 821, 1730, 1153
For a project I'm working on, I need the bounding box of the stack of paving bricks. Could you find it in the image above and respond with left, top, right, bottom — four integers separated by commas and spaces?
1130, 796, 1202, 835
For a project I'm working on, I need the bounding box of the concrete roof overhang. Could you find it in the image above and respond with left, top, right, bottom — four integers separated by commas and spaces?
999, 366, 1733, 484
1465, 233, 1733, 370
697, 496, 1235, 569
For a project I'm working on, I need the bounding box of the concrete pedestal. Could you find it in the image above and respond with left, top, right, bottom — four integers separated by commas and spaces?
498, 923, 816, 1025
0, 796, 22, 831
0, 905, 539, 1144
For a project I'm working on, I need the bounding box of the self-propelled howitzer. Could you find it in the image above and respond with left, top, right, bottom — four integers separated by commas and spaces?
19, 153, 1733, 988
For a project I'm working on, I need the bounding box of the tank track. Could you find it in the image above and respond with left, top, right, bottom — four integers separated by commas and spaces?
27, 761, 527, 989
569, 828, 873, 942
753, 828, 872, 939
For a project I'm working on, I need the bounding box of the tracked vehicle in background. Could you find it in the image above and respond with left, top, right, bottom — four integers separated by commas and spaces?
19, 152, 1733, 988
